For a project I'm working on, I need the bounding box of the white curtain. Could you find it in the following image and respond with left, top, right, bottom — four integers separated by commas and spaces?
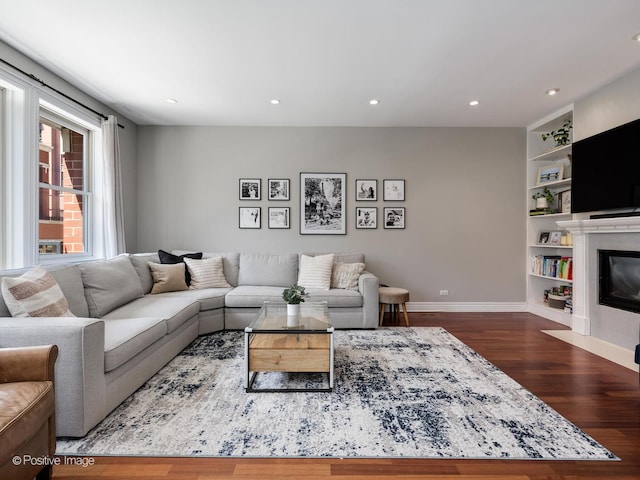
102, 115, 126, 257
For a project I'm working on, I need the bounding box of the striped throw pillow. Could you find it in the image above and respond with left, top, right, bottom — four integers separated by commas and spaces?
297, 254, 335, 290
1, 266, 75, 317
184, 257, 231, 289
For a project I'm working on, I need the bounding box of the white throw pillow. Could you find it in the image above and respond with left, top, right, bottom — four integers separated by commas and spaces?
148, 262, 189, 294
331, 262, 365, 291
1, 265, 75, 317
184, 257, 231, 289
297, 254, 335, 290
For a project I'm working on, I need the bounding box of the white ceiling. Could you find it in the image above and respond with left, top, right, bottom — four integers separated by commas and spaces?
1, 0, 639, 127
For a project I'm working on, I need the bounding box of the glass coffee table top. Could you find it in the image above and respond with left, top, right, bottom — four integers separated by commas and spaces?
247, 301, 332, 333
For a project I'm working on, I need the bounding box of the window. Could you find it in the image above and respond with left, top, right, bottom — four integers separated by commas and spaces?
38, 112, 90, 257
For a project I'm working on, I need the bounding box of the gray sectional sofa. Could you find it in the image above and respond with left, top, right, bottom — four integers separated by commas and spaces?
0, 251, 378, 437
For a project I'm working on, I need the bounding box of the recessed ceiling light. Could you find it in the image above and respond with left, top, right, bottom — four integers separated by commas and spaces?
545, 88, 560, 96
632, 32, 640, 42
270, 99, 281, 105
469, 100, 480, 106
369, 99, 380, 105
165, 98, 178, 104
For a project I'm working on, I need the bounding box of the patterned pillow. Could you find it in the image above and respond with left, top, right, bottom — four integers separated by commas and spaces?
184, 257, 231, 289
1, 266, 75, 317
148, 262, 188, 294
297, 254, 335, 290
331, 262, 365, 291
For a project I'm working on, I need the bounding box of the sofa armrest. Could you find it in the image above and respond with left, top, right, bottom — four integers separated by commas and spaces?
0, 344, 58, 383
0, 317, 106, 437
359, 271, 379, 328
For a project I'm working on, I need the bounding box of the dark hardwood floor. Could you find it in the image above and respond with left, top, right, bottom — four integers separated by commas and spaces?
52, 312, 640, 479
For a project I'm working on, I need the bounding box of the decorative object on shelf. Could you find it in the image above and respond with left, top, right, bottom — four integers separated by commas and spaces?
541, 119, 572, 147
383, 179, 405, 201
282, 284, 308, 319
536, 163, 564, 185
532, 187, 556, 212
558, 189, 571, 213
300, 172, 346, 235
239, 207, 261, 229
268, 207, 290, 229
267, 178, 290, 200
355, 179, 377, 201
538, 232, 550, 244
548, 231, 562, 245
239, 178, 261, 200
384, 207, 405, 229
356, 207, 377, 229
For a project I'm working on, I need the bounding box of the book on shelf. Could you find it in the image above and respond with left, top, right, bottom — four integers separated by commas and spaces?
531, 255, 573, 280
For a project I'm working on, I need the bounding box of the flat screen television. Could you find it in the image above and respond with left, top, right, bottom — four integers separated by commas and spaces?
571, 117, 640, 214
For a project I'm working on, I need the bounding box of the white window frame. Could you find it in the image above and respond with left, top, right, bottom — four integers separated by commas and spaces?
0, 66, 106, 269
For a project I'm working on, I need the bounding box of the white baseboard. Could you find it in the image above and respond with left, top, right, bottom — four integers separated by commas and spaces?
406, 302, 528, 312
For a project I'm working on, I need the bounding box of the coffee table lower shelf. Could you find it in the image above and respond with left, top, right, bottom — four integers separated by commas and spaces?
244, 330, 334, 393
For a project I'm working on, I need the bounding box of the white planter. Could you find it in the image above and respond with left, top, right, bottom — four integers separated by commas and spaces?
287, 304, 300, 326
536, 197, 548, 209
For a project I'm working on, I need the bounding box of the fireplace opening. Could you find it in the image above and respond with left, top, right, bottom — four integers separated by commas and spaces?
599, 250, 640, 314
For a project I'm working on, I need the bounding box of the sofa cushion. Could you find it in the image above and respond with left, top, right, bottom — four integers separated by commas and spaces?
149, 262, 188, 294
238, 253, 298, 287
80, 256, 145, 318
331, 262, 365, 291
102, 317, 168, 372
162, 288, 230, 311
224, 286, 287, 308
184, 257, 231, 289
158, 249, 202, 285
128, 253, 160, 294
1, 266, 75, 317
48, 265, 90, 317
306, 288, 363, 307
297, 254, 334, 290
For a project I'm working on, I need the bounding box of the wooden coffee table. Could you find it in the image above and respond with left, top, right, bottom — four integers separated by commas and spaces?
244, 302, 334, 392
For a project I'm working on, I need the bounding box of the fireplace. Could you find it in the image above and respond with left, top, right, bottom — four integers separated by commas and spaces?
599, 250, 640, 314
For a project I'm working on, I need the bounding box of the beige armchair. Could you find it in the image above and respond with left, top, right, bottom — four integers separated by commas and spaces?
0, 345, 58, 480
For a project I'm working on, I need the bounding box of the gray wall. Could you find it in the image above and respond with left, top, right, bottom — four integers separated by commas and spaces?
574, 65, 640, 349
0, 40, 139, 251
136, 126, 526, 305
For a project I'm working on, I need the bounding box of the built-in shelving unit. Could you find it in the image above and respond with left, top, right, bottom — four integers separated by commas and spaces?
526, 105, 574, 325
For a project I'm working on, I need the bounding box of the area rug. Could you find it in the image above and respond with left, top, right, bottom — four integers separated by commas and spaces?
57, 327, 617, 460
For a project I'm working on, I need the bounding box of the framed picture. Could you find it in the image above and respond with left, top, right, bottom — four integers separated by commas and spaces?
268, 207, 290, 229
300, 172, 346, 235
268, 178, 290, 201
384, 207, 405, 229
538, 231, 550, 244
536, 163, 564, 185
356, 207, 377, 229
383, 179, 405, 201
239, 178, 261, 200
549, 231, 563, 245
355, 179, 377, 201
559, 189, 571, 213
239, 207, 261, 229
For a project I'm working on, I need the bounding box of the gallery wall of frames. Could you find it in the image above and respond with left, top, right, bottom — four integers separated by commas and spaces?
238, 175, 406, 234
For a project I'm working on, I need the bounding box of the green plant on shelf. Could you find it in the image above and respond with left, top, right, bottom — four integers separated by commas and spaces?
532, 187, 557, 212
541, 119, 572, 147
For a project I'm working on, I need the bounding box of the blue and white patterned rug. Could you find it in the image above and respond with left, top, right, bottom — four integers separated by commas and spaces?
57, 327, 617, 460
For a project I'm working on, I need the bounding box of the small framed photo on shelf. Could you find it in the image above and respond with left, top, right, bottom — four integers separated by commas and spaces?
558, 189, 571, 213
384, 207, 405, 229
536, 163, 564, 186
548, 231, 562, 245
355, 179, 377, 201
239, 178, 261, 200
268, 207, 290, 229
383, 179, 405, 201
355, 207, 377, 229
268, 178, 290, 201
239, 207, 261, 229
538, 231, 550, 244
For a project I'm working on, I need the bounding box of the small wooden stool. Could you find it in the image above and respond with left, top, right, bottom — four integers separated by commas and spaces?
379, 286, 410, 326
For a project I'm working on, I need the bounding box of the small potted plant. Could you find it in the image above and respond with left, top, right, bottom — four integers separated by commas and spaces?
282, 284, 308, 317
541, 119, 572, 147
532, 188, 556, 212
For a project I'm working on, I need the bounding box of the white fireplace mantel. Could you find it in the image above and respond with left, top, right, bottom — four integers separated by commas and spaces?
556, 216, 640, 335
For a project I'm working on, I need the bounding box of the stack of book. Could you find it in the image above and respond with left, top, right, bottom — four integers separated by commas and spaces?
531, 255, 573, 280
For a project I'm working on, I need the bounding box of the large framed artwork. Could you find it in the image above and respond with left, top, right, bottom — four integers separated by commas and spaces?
300, 172, 346, 235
